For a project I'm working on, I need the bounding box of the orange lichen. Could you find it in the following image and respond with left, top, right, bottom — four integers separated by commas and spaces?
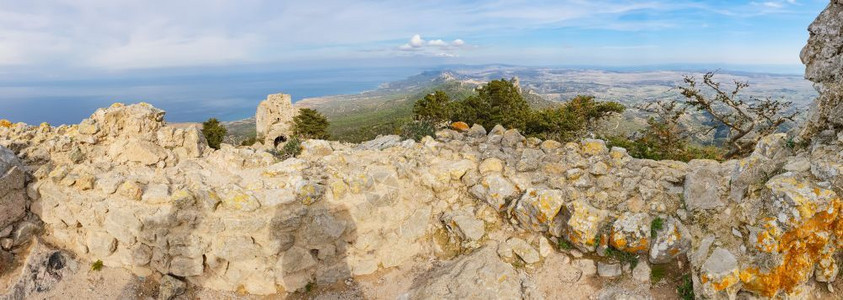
740, 197, 841, 297
450, 121, 470, 132
702, 272, 740, 292
754, 218, 782, 253
610, 235, 649, 253
0, 119, 11, 128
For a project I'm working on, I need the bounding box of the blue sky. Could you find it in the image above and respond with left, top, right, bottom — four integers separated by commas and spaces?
0, 0, 829, 79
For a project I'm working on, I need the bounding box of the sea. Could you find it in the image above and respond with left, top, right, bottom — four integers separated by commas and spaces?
0, 67, 425, 125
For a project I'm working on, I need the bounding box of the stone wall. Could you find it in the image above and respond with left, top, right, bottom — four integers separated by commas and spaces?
0, 97, 839, 298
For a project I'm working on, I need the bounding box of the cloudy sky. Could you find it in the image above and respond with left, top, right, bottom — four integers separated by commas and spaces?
0, 0, 828, 78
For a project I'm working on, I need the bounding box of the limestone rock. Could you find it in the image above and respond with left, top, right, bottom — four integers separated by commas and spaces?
648, 217, 690, 264
442, 209, 486, 243
0, 165, 27, 230
470, 174, 519, 210
513, 188, 565, 232
407, 246, 529, 300
684, 160, 723, 211
610, 212, 651, 254
159, 275, 187, 300
632, 260, 650, 283
597, 261, 622, 278
698, 248, 739, 298
506, 237, 540, 264
551, 199, 610, 252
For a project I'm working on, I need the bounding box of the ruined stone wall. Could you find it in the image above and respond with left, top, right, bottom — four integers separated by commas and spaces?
1, 97, 839, 298
0, 102, 692, 295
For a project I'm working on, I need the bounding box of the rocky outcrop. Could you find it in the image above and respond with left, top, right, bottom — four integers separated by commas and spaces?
255, 93, 296, 147
800, 0, 843, 138
0, 146, 27, 231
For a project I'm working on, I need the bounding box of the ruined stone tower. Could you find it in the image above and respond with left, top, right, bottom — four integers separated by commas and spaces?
255, 93, 296, 147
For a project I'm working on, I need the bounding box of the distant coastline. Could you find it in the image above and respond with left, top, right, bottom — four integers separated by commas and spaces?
0, 64, 808, 126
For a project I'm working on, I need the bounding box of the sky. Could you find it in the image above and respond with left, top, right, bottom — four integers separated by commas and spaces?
0, 0, 830, 77
0, 0, 831, 124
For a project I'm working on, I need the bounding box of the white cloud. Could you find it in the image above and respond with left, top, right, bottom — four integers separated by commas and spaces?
409, 34, 425, 48
394, 34, 469, 57
428, 39, 447, 47
763, 1, 783, 8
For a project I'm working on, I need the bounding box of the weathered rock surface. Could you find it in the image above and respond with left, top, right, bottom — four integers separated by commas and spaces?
406, 246, 531, 300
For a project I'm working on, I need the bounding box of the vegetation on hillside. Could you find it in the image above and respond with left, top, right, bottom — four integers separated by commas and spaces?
677, 72, 797, 158
293, 108, 331, 140
325, 80, 476, 143
605, 101, 724, 162
410, 78, 625, 142
202, 118, 227, 149
527, 95, 624, 142
606, 72, 795, 161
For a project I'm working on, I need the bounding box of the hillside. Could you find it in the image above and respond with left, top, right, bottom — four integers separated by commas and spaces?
225, 68, 815, 144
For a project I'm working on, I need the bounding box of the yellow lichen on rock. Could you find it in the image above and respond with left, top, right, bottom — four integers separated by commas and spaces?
0, 119, 11, 128
740, 193, 841, 297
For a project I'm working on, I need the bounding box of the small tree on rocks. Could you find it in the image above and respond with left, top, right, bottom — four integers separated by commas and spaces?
293, 108, 330, 140
678, 72, 797, 158
202, 118, 227, 150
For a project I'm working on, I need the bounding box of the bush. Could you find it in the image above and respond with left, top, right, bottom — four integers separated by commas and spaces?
413, 91, 452, 124
400, 121, 436, 142
677, 274, 695, 300
527, 95, 624, 142
293, 108, 330, 140
448, 78, 531, 131
240, 135, 258, 146
603, 100, 724, 162
91, 259, 104, 271
281, 136, 302, 158
202, 118, 227, 150
412, 80, 623, 142
650, 217, 664, 239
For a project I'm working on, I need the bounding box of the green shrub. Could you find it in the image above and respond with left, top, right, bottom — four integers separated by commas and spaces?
91, 259, 104, 271
412, 79, 623, 143
650, 217, 665, 239
527, 95, 624, 142
557, 239, 574, 251
677, 274, 695, 300
605, 247, 638, 269
239, 135, 257, 146
400, 121, 436, 141
281, 136, 302, 158
650, 264, 667, 283
413, 90, 452, 124
293, 108, 330, 140
202, 118, 227, 150
605, 135, 724, 162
